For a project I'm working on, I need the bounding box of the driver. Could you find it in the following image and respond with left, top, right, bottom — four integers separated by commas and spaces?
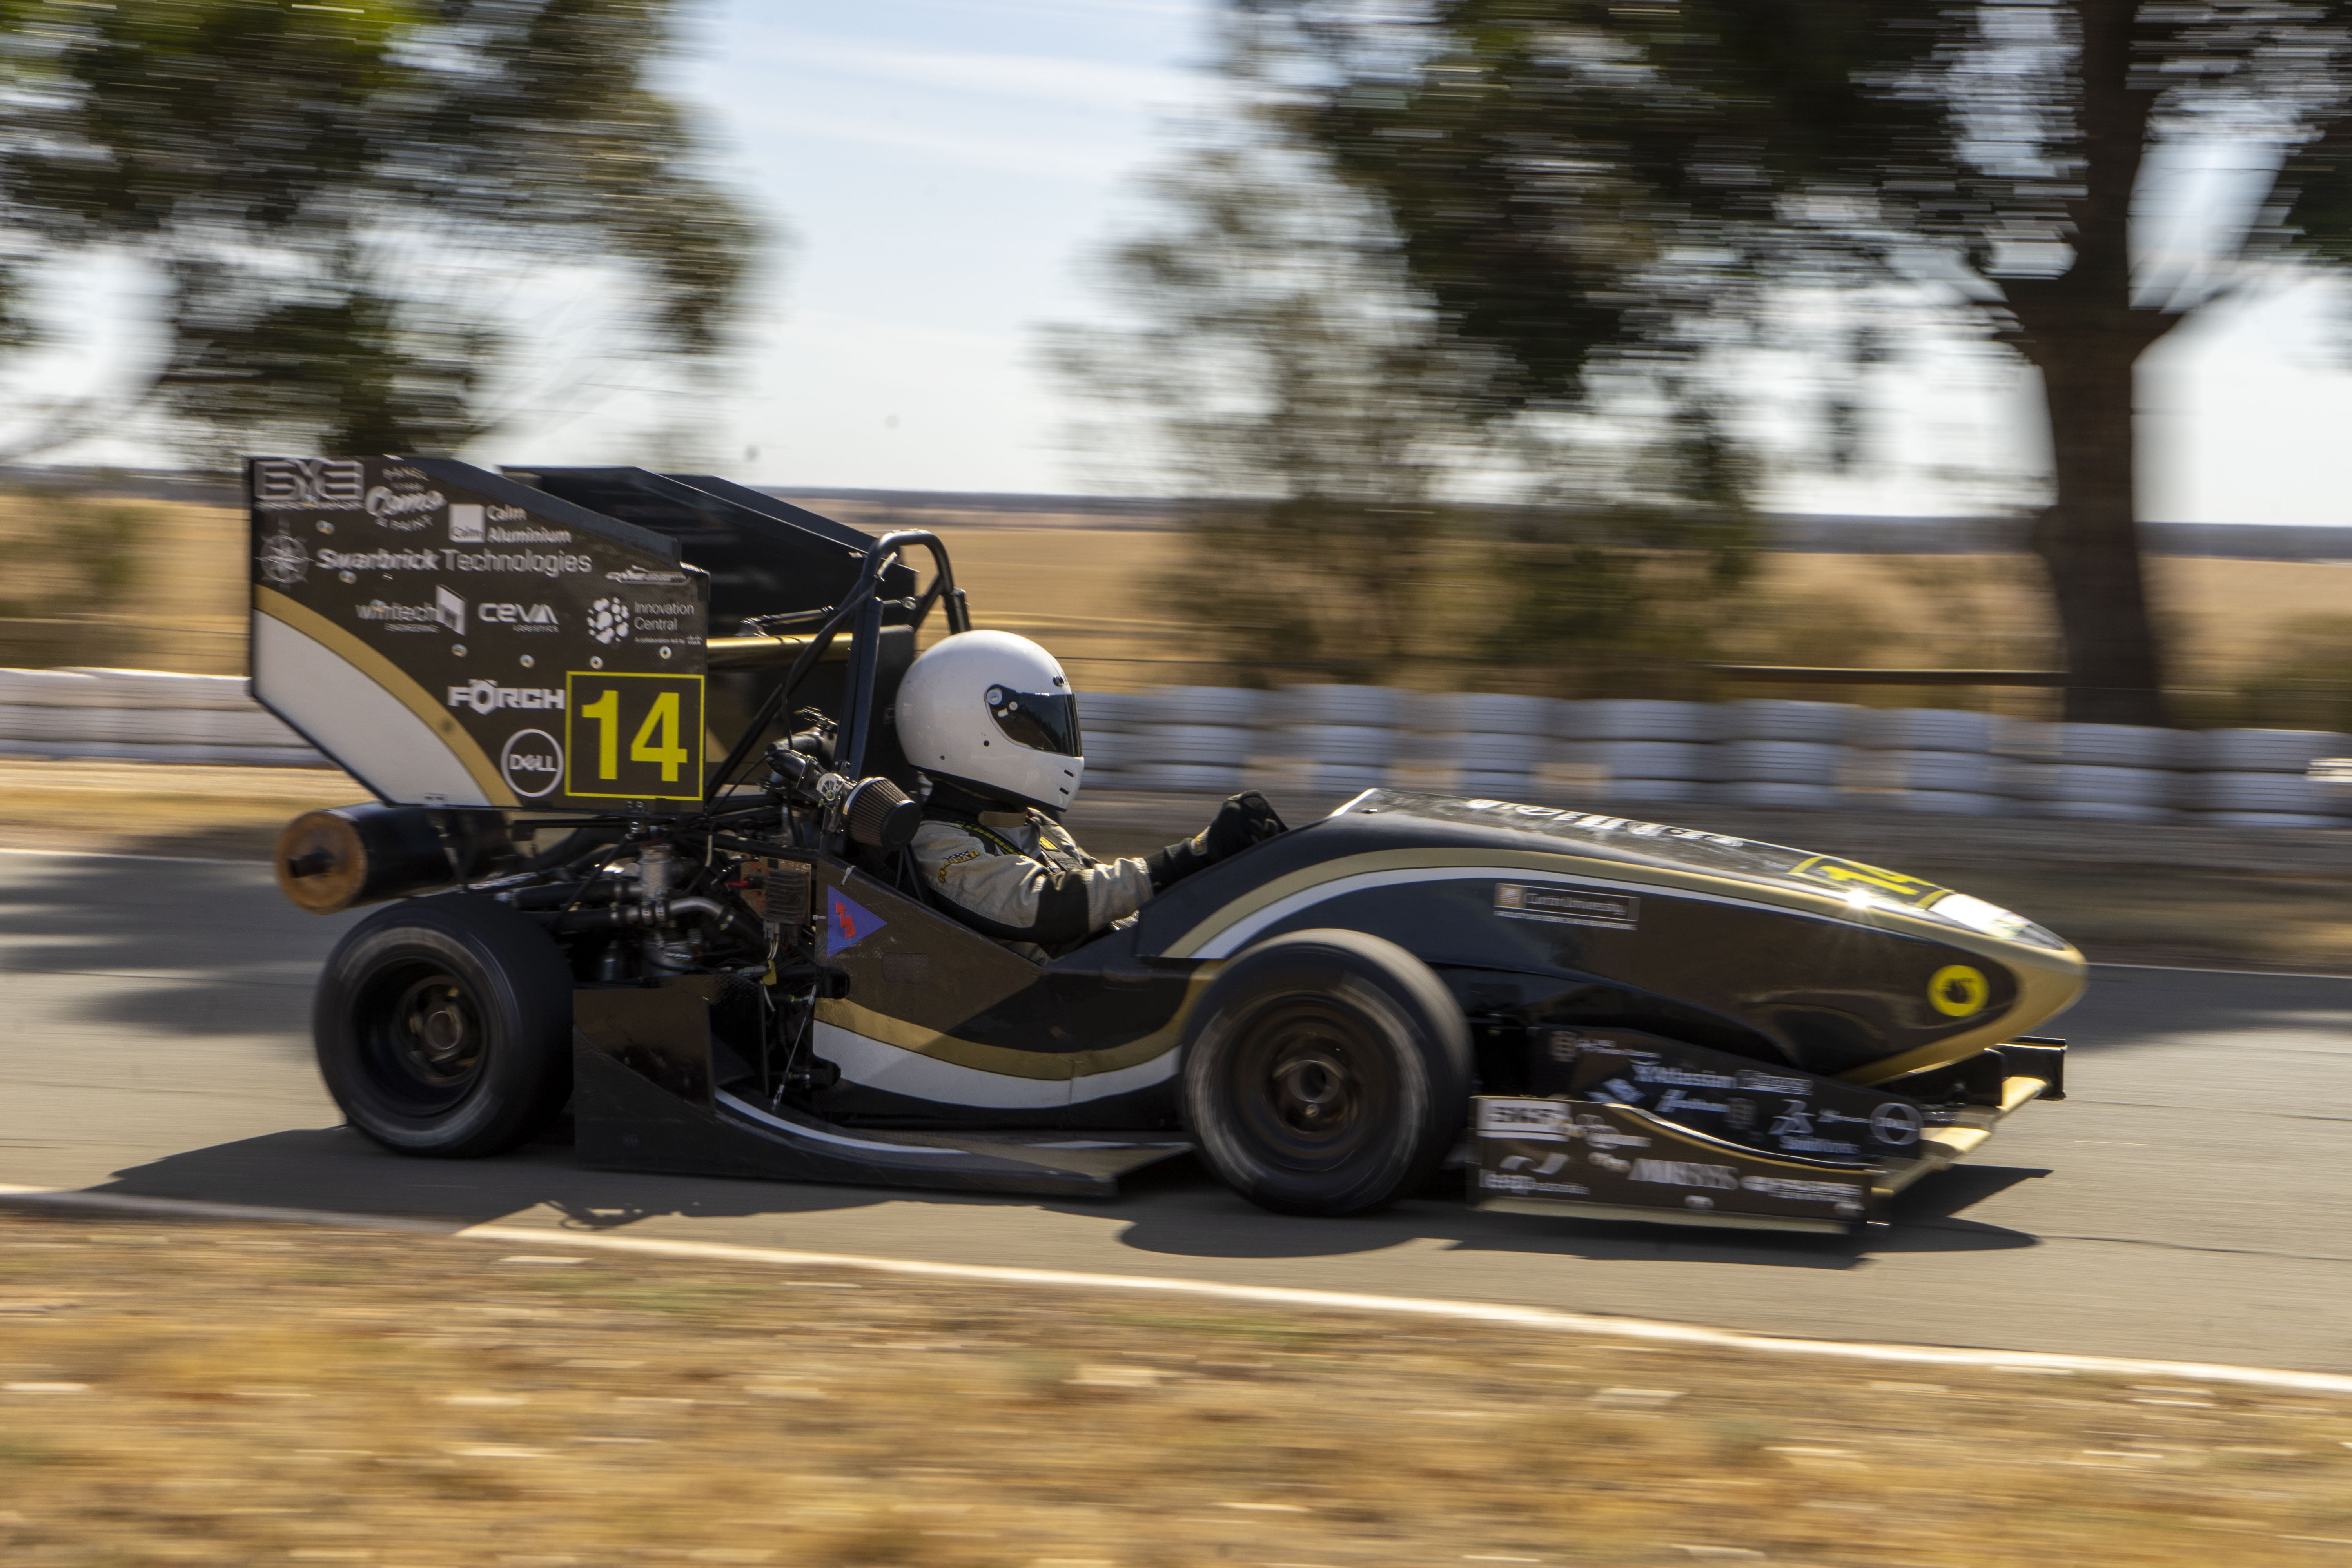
895, 630, 1285, 957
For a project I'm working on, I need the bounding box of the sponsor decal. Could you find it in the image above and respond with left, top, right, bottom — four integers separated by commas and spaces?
606, 566, 690, 586
499, 728, 564, 798
479, 601, 560, 631
1738, 1069, 1811, 1095
1655, 1088, 1728, 1117
1543, 1027, 1614, 1062
252, 457, 364, 510
360, 586, 466, 635
461, 503, 570, 544
365, 485, 447, 531
256, 531, 309, 585
1497, 1151, 1575, 1177
1725, 1097, 1757, 1131
825, 887, 886, 958
470, 512, 572, 550
1777, 1136, 1862, 1156
1494, 882, 1639, 930
1477, 1168, 1592, 1198
1594, 1076, 1645, 1105
446, 680, 565, 716
1477, 1099, 1570, 1139
1869, 1102, 1924, 1146
588, 597, 630, 645
627, 597, 701, 646
1768, 1099, 1813, 1138
1450, 800, 1745, 848
1633, 1062, 1739, 1089
318, 546, 442, 573
1741, 1175, 1866, 1203
1928, 964, 1990, 1018
1630, 1159, 1739, 1190
443, 547, 593, 577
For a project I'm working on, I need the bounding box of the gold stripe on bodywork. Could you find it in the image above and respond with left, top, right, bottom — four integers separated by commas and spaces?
1160, 846, 1837, 958
815, 969, 1220, 1082
254, 585, 518, 808
1161, 845, 2086, 1086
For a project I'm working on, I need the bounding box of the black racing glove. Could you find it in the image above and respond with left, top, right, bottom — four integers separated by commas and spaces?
1146, 792, 1289, 891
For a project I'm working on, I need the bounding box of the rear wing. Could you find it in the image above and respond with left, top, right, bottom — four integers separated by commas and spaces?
248, 456, 927, 815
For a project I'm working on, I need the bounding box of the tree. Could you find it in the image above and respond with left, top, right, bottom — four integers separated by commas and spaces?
1052, 133, 1477, 684
0, 0, 757, 456
1250, 0, 2352, 724
1054, 113, 1756, 693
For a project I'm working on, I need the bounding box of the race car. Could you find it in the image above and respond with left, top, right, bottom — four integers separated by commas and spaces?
252, 456, 2084, 1234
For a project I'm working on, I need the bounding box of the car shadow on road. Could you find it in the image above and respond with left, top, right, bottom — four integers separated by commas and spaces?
1091, 1159, 2044, 1269
75, 1128, 2045, 1273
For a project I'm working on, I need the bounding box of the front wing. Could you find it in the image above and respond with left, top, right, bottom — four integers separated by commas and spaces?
1470, 1041, 2065, 1234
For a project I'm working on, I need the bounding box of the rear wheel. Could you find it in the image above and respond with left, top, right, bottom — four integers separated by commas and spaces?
314, 896, 573, 1158
1181, 929, 1470, 1216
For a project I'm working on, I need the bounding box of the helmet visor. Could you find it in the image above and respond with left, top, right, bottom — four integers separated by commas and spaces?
985, 685, 1081, 757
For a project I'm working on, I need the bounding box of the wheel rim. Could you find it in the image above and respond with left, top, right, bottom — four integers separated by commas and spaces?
356, 958, 489, 1115
1222, 997, 1394, 1172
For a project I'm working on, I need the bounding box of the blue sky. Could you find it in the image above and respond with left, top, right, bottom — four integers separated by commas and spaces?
656, 0, 1219, 494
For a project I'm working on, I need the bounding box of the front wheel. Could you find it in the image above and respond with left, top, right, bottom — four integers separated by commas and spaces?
1180, 929, 1471, 1216
313, 895, 573, 1158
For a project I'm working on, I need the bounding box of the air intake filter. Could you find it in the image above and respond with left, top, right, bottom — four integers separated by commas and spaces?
842, 777, 921, 851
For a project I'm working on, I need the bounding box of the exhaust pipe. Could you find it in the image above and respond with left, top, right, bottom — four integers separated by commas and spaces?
275, 803, 512, 914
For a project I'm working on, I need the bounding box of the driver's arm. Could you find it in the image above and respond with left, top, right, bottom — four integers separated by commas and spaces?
913, 820, 1152, 948
913, 793, 1289, 949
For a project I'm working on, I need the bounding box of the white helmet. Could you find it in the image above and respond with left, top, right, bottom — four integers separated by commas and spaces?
896, 630, 1083, 811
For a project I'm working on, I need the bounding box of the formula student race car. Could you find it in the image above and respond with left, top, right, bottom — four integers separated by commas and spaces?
252, 456, 2085, 1234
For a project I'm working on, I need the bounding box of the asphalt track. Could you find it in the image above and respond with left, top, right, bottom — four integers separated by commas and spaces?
3, 849, 2348, 1373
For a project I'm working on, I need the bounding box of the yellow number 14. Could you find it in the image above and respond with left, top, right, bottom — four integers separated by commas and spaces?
579, 688, 621, 779
629, 690, 690, 782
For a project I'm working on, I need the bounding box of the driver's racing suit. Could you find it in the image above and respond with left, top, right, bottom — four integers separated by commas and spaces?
910, 783, 1284, 958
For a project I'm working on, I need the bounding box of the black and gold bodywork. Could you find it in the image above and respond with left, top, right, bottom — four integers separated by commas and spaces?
731, 789, 2082, 1228
258, 457, 2083, 1230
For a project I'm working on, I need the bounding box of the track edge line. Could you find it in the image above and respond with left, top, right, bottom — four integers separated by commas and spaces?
4, 1183, 2349, 1395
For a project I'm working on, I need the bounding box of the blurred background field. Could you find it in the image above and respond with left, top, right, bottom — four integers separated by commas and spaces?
20, 484, 2352, 727
4, 1210, 2351, 1568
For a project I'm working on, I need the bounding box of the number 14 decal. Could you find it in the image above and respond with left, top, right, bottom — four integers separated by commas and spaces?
564, 673, 705, 801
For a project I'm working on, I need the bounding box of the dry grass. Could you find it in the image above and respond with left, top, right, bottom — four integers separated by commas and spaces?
49, 492, 2352, 695
0, 760, 363, 858
3, 1212, 2351, 1567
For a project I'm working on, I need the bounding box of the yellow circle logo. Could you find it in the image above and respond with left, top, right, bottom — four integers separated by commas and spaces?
1928, 964, 1989, 1018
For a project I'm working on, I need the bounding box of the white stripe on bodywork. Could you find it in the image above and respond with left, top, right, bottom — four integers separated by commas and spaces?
811, 1021, 1180, 1110
1189, 865, 1806, 960
250, 611, 487, 806
712, 1089, 965, 1154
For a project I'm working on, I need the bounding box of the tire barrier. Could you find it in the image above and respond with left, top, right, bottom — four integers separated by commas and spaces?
0, 667, 325, 768
1843, 707, 2004, 817
1994, 721, 2188, 825
2179, 729, 2352, 831
12, 667, 2352, 832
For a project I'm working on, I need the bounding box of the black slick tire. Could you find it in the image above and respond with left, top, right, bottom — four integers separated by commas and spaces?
1180, 929, 1471, 1216
313, 895, 573, 1158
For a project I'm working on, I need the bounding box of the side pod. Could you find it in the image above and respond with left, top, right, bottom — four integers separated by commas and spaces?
571, 986, 1189, 1199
